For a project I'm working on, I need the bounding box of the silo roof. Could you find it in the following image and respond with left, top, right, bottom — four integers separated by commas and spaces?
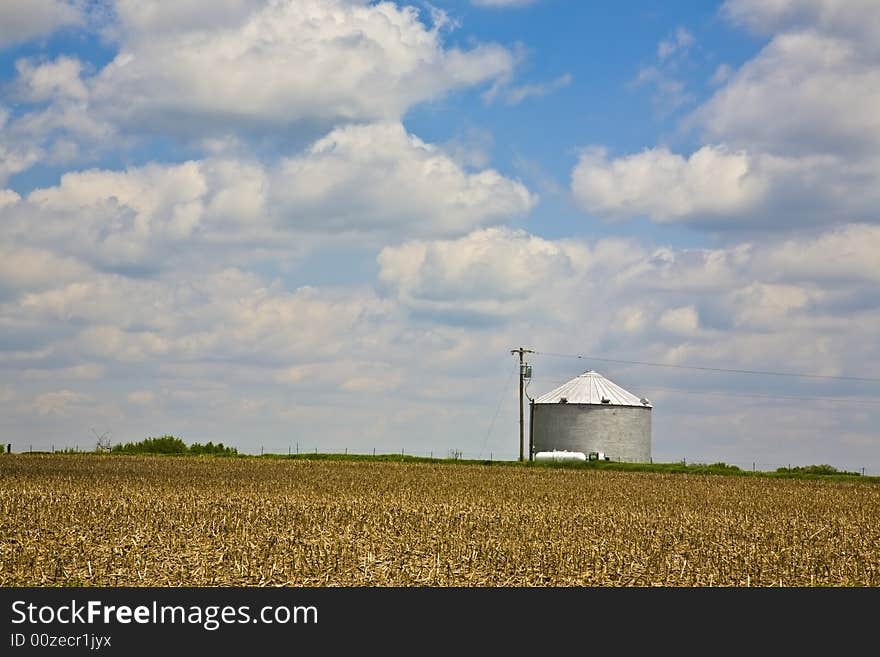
534, 370, 652, 408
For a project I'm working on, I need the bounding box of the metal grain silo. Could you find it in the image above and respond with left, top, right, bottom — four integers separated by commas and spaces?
531, 370, 652, 463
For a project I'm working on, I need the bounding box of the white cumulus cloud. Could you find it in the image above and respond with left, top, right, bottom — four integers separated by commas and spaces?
693, 31, 880, 157
1, 123, 535, 273
378, 227, 583, 318
2, 1, 517, 178
0, 0, 82, 50
273, 123, 536, 236
91, 0, 514, 134
572, 1, 880, 230
571, 145, 761, 222
658, 306, 700, 335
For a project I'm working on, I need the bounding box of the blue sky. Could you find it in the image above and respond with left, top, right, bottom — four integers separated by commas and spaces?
1, 0, 879, 473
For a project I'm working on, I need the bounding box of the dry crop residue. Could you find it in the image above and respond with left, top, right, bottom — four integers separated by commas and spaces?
1, 455, 879, 586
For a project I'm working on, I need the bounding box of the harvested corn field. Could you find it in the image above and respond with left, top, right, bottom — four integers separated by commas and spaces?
2, 454, 879, 586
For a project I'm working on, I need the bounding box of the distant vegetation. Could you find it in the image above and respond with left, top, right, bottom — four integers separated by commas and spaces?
269, 453, 875, 481
111, 435, 237, 456
538, 459, 869, 480
188, 441, 238, 456
776, 464, 860, 476
10, 443, 871, 480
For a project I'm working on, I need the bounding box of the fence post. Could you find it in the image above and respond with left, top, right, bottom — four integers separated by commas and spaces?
753, 462, 756, 472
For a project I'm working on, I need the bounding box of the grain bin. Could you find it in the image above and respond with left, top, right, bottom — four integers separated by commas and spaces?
531, 370, 651, 463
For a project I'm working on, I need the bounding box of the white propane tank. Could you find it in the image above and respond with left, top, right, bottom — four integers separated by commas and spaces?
534, 450, 587, 463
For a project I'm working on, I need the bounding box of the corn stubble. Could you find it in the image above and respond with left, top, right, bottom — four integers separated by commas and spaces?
1, 455, 878, 586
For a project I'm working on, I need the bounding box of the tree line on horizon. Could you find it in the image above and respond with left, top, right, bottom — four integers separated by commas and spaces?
111, 435, 237, 456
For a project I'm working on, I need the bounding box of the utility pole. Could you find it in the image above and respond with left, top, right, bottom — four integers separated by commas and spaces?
511, 347, 534, 462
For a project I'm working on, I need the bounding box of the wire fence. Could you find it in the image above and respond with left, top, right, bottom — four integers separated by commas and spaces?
243, 449, 877, 476
220, 446, 880, 476
4, 444, 873, 476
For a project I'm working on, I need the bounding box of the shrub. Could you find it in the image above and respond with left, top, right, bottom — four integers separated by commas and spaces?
112, 436, 188, 454
189, 441, 238, 456
776, 464, 860, 476
111, 436, 236, 456
706, 462, 742, 473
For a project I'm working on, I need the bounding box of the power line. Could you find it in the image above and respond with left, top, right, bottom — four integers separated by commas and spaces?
528, 377, 880, 406
641, 385, 880, 406
478, 361, 518, 459
533, 351, 880, 383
